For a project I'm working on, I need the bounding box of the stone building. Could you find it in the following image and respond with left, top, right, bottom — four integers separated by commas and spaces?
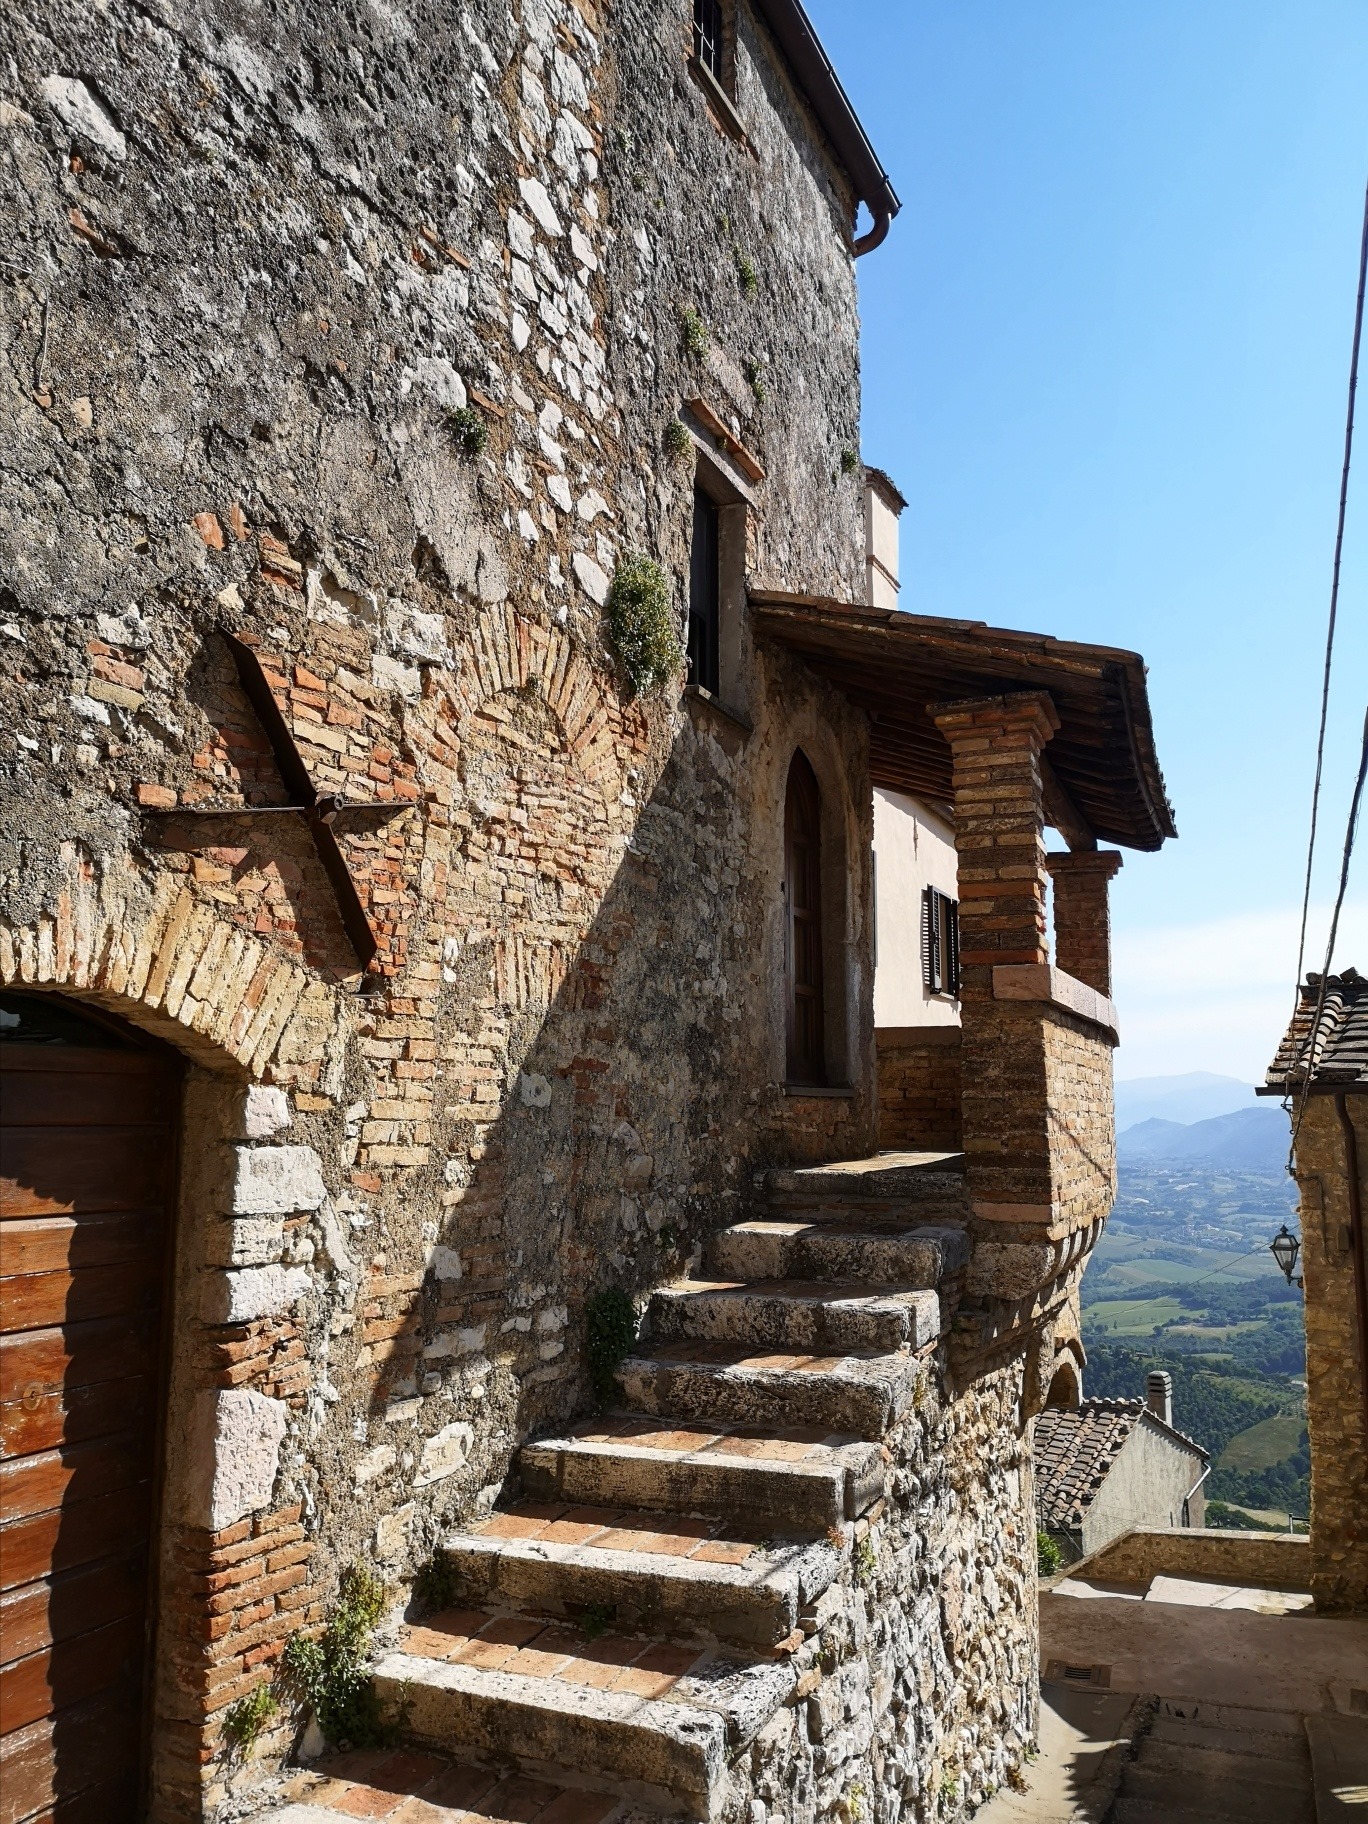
0, 3, 1173, 1822
1034, 1372, 1209, 1566
1263, 969, 1368, 1613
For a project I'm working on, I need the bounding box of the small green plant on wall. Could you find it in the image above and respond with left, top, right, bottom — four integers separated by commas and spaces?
839, 446, 859, 476
447, 405, 488, 457
283, 1564, 390, 1750
680, 306, 708, 358
222, 1681, 277, 1754
606, 555, 680, 698
586, 1287, 638, 1403
664, 418, 692, 463
734, 249, 758, 297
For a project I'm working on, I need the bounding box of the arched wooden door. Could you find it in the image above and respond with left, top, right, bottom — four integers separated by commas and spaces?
1, 993, 180, 1823
784, 750, 826, 1085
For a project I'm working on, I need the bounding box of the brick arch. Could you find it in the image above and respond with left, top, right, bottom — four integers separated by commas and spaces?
433, 606, 629, 817
0, 843, 344, 1080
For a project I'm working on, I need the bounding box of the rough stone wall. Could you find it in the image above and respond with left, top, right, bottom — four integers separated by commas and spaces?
737, 1360, 1038, 1824
1075, 1526, 1309, 1591
876, 1027, 963, 1154
1292, 1095, 1368, 1614
0, 1, 1046, 1817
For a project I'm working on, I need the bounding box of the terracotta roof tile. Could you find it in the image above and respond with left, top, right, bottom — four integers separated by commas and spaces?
1266, 968, 1368, 1090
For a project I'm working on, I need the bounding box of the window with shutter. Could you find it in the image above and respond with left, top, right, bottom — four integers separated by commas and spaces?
687, 485, 720, 695
694, 0, 724, 80
921, 887, 959, 999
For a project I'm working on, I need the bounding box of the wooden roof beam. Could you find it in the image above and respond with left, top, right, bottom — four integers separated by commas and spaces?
1040, 757, 1097, 852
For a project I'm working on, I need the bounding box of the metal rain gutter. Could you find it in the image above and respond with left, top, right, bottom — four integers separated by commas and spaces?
752, 0, 901, 255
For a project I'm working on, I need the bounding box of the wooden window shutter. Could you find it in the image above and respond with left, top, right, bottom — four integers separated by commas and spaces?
945, 896, 960, 997
922, 886, 941, 994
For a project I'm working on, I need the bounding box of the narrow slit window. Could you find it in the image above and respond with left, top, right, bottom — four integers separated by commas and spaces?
694, 0, 725, 81
921, 887, 960, 998
688, 485, 720, 695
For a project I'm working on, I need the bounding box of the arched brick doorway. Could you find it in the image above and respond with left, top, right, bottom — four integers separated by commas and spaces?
1, 991, 181, 1822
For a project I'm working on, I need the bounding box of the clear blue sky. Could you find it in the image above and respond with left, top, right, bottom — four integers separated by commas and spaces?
807, 0, 1368, 1079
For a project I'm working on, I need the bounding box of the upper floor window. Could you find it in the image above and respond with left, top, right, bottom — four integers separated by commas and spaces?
694, 0, 725, 83
687, 484, 720, 696
922, 887, 959, 998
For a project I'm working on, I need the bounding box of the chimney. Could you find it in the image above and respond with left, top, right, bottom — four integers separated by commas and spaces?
1146, 1370, 1173, 1428
864, 467, 907, 610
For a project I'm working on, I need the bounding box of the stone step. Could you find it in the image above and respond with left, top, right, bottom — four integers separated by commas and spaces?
374, 1609, 796, 1820
616, 1340, 923, 1439
254, 1751, 630, 1824
1134, 1736, 1313, 1793
646, 1277, 942, 1353
1113, 1753, 1315, 1824
519, 1416, 883, 1533
759, 1152, 968, 1226
437, 1501, 843, 1649
1149, 1713, 1311, 1762
705, 1220, 969, 1288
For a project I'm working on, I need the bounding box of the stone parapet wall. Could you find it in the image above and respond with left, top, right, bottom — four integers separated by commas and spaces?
1068, 1526, 1311, 1592
875, 1026, 963, 1153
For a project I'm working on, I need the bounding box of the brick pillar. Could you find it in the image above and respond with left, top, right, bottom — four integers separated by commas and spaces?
1045, 850, 1123, 997
932, 692, 1059, 1217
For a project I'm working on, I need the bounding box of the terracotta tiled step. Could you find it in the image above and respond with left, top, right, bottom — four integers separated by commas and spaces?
706, 1219, 969, 1287
372, 1608, 795, 1820
436, 1501, 843, 1648
519, 1416, 883, 1532
615, 1340, 924, 1439
646, 1276, 942, 1353
257, 1750, 631, 1824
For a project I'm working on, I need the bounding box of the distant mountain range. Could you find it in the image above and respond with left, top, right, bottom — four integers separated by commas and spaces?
1115, 1072, 1256, 1129
1118, 1104, 1290, 1171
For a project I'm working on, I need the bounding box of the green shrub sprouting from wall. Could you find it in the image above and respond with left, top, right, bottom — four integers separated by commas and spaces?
448, 405, 488, 457
839, 446, 859, 476
680, 306, 708, 357
586, 1287, 638, 1403
1036, 1529, 1063, 1577
283, 1564, 390, 1749
222, 1682, 277, 1753
664, 418, 691, 463
734, 250, 758, 297
744, 358, 767, 404
606, 555, 680, 698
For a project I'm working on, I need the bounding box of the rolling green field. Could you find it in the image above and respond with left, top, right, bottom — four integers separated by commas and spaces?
1080, 1163, 1307, 1523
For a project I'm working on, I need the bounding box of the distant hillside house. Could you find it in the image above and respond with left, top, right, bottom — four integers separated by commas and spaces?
1036, 1373, 1209, 1563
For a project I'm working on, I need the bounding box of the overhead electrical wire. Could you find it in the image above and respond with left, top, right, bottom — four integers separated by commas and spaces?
1286, 176, 1368, 1166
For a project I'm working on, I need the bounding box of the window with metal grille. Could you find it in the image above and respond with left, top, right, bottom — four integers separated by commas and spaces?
921, 887, 960, 997
694, 0, 724, 80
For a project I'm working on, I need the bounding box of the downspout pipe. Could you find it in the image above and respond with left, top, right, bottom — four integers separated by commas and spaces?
1334, 1091, 1368, 1450
752, 0, 901, 257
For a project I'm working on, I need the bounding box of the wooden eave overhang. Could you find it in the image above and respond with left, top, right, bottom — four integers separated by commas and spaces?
749, 593, 1177, 852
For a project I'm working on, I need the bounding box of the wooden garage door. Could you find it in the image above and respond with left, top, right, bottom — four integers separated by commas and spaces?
0, 994, 179, 1824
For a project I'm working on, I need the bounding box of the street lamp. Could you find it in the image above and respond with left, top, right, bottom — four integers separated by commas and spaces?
1270, 1224, 1302, 1286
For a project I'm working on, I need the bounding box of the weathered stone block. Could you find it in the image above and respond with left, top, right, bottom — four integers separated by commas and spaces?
230, 1144, 327, 1214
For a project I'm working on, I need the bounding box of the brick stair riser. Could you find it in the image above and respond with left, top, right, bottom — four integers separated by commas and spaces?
519, 1440, 884, 1532
434, 1537, 818, 1648
703, 1222, 968, 1287
763, 1190, 969, 1229
645, 1286, 940, 1354
615, 1357, 911, 1440
372, 1654, 725, 1819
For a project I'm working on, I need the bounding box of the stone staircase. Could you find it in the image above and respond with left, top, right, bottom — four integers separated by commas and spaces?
350, 1152, 970, 1823
1105, 1698, 1316, 1824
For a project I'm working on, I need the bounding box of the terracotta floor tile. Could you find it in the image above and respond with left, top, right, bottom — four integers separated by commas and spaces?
377, 1752, 450, 1790
387, 1800, 461, 1824
574, 1635, 642, 1666
477, 1777, 564, 1822
715, 1436, 808, 1462
303, 1778, 358, 1805
527, 1629, 588, 1659
539, 1517, 614, 1546
594, 1527, 692, 1557
478, 1513, 553, 1541
504, 1645, 574, 1678
607, 1666, 679, 1699
331, 1786, 408, 1819
534, 1792, 620, 1824
321, 1752, 396, 1780
426, 1608, 496, 1638
554, 1656, 623, 1690
633, 1643, 702, 1675
452, 1638, 517, 1670
691, 1540, 756, 1565
420, 1767, 498, 1810
404, 1625, 470, 1661
477, 1615, 548, 1647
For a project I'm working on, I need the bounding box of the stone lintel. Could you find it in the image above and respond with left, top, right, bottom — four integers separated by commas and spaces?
992, 963, 1120, 1043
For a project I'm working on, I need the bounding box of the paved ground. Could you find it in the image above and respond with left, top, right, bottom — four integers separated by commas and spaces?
258, 1751, 626, 1824
976, 1575, 1368, 1824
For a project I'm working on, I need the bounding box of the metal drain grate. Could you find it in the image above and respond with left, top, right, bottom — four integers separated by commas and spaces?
1044, 1658, 1112, 1688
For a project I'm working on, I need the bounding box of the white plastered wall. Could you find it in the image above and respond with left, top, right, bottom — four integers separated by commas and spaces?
873, 788, 961, 1028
